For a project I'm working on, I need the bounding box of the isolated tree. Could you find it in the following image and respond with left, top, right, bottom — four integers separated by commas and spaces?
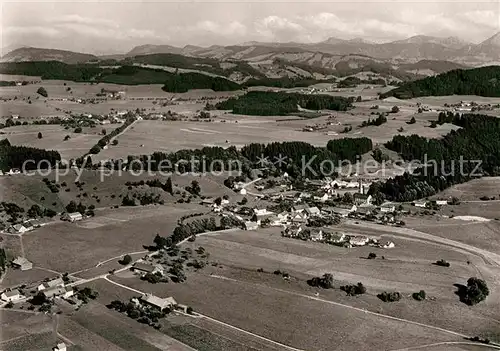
112, 139, 118, 145
74, 127, 82, 133
64, 135, 71, 141
65, 201, 77, 213
391, 106, 400, 113
36, 87, 48, 97
102, 129, 107, 135
119, 254, 132, 265
37, 132, 43, 139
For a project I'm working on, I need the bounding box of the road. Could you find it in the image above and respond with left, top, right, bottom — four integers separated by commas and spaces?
388, 341, 500, 351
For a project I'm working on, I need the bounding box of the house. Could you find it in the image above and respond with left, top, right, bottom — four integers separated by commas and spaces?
43, 287, 66, 299
253, 208, 271, 216
304, 206, 321, 217
310, 229, 323, 242
435, 200, 448, 206
290, 212, 308, 224
140, 294, 177, 310
12, 257, 33, 271
63, 287, 74, 298
38, 277, 64, 291
383, 241, 395, 249
353, 193, 373, 206
314, 193, 330, 202
63, 212, 83, 222
53, 343, 67, 351
24, 219, 42, 228
132, 262, 163, 275
349, 236, 369, 246
253, 213, 274, 225
8, 168, 21, 175
9, 224, 29, 234
412, 200, 427, 208
1, 289, 21, 302
292, 204, 308, 213
239, 188, 247, 195
201, 198, 214, 205
244, 221, 259, 231
380, 202, 396, 213
355, 205, 376, 216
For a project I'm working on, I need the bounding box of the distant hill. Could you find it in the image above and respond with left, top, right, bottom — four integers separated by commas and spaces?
380, 66, 500, 99
126, 44, 183, 56
1, 47, 98, 64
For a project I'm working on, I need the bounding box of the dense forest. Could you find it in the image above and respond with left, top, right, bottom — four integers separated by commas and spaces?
326, 137, 373, 162
369, 113, 500, 202
0, 61, 103, 81
0, 139, 61, 172
161, 72, 240, 92
215, 91, 352, 115
380, 66, 500, 99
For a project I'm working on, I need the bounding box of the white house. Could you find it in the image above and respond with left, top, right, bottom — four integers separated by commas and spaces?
304, 206, 321, 217
43, 287, 67, 299
383, 241, 395, 249
310, 229, 323, 242
63, 212, 83, 222
412, 200, 427, 208
349, 236, 369, 246
314, 193, 330, 202
1, 289, 22, 302
53, 342, 67, 351
353, 194, 373, 206
244, 221, 259, 231
239, 188, 247, 195
38, 277, 64, 291
12, 257, 33, 271
436, 200, 448, 206
380, 202, 396, 213
132, 262, 164, 276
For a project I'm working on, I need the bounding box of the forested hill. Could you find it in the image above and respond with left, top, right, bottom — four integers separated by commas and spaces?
369, 113, 500, 202
0, 139, 61, 172
380, 66, 500, 99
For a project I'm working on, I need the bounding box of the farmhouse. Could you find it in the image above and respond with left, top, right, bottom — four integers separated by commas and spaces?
53, 343, 67, 351
63, 212, 83, 222
140, 294, 177, 311
310, 229, 323, 242
12, 257, 33, 271
38, 277, 64, 291
355, 205, 376, 216
349, 236, 369, 246
353, 193, 373, 206
412, 200, 427, 208
1, 289, 22, 302
43, 287, 67, 299
380, 202, 396, 213
304, 206, 321, 217
132, 262, 163, 275
290, 212, 308, 224
244, 221, 259, 231
9, 223, 29, 234
435, 200, 448, 206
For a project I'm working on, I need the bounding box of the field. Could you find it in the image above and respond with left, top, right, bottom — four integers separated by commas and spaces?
21, 204, 198, 273
0, 124, 116, 160
431, 177, 500, 202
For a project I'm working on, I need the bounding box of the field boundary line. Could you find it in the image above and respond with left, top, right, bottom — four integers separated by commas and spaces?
388, 341, 500, 351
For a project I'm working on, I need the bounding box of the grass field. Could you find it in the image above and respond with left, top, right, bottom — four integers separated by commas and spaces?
1, 124, 116, 160
431, 177, 500, 202
111, 272, 462, 351
21, 204, 198, 273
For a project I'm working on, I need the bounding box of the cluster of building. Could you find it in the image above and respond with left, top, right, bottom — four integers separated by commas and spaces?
7, 219, 43, 234
1, 275, 75, 305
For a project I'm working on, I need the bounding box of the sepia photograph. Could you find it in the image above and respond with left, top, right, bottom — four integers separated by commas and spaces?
0, 1, 499, 350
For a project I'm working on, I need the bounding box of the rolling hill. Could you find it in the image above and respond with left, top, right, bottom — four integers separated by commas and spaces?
1, 47, 98, 64
380, 66, 500, 99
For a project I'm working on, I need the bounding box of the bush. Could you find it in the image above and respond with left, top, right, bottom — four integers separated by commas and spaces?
412, 290, 426, 301
340, 282, 366, 296
36, 87, 48, 97
367, 252, 377, 259
74, 127, 82, 133
435, 259, 450, 267
307, 273, 334, 289
457, 277, 489, 305
119, 254, 132, 265
37, 132, 43, 139
377, 291, 401, 302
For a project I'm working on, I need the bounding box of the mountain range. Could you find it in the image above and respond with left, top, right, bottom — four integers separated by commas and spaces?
1, 33, 499, 82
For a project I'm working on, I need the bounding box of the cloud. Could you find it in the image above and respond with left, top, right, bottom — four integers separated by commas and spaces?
255, 15, 304, 41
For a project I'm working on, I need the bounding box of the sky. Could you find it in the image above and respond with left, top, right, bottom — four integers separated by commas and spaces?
1, 0, 499, 55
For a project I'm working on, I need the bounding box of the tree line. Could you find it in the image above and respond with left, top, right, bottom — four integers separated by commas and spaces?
381, 66, 500, 99
0, 139, 61, 172
369, 113, 500, 202
215, 91, 352, 116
